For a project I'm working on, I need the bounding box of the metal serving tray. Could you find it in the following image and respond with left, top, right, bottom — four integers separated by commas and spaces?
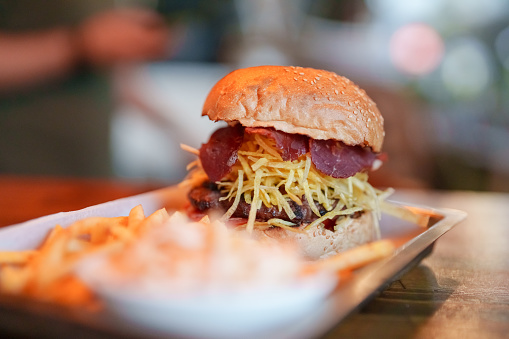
0, 186, 466, 339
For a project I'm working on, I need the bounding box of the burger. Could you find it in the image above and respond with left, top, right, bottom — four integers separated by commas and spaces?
183, 65, 392, 259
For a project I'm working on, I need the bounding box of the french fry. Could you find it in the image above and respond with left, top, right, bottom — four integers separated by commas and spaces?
127, 205, 145, 230
0, 206, 178, 306
305, 239, 396, 274
66, 238, 92, 253
34, 229, 71, 289
136, 208, 170, 234
0, 250, 37, 264
381, 201, 430, 228
87, 217, 128, 244
43, 224, 64, 246
0, 266, 31, 293
109, 225, 135, 242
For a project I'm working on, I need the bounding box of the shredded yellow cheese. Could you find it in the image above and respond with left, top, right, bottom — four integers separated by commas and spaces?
221, 170, 244, 220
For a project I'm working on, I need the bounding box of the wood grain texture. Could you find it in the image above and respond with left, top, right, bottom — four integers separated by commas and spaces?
325, 190, 509, 339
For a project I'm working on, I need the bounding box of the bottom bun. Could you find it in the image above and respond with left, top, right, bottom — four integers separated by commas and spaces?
252, 212, 378, 260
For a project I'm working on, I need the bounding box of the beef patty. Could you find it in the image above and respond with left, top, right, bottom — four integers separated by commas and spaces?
188, 181, 362, 226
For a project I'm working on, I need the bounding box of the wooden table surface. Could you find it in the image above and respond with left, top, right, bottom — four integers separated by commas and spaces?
328, 189, 509, 339
0, 175, 165, 227
0, 175, 508, 338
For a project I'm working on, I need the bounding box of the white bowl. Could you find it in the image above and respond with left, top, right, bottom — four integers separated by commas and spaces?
77, 257, 337, 339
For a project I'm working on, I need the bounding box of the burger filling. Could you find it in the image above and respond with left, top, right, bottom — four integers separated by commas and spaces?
184, 125, 391, 233
188, 181, 364, 229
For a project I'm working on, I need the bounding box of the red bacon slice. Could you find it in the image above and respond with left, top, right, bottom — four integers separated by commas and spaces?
199, 125, 380, 182
310, 139, 377, 178
199, 125, 244, 181
245, 127, 309, 161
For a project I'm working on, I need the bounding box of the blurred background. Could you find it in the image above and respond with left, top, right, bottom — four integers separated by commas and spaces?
1, 0, 509, 192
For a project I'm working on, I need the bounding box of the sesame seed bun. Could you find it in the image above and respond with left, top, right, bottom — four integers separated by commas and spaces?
203, 65, 384, 152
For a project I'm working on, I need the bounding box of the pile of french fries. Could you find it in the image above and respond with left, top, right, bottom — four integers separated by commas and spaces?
0, 205, 171, 307
0, 205, 396, 308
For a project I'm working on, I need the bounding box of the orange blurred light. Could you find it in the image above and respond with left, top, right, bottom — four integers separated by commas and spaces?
390, 23, 444, 75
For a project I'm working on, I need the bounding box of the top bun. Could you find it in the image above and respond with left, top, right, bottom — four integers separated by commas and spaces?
203, 65, 384, 152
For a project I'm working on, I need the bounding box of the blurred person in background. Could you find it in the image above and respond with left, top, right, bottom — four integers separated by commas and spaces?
0, 1, 169, 177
